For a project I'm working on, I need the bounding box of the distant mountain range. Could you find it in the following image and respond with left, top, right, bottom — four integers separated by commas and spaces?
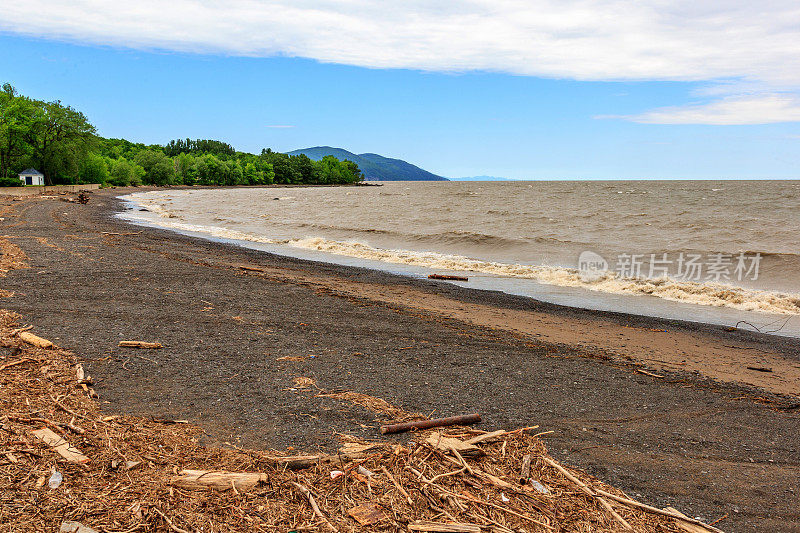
286, 146, 448, 181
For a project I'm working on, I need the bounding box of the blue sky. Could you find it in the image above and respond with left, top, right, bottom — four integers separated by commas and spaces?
1, 1, 799, 180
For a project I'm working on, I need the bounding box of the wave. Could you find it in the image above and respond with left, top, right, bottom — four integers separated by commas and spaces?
120, 195, 800, 316
413, 231, 526, 248
289, 237, 800, 315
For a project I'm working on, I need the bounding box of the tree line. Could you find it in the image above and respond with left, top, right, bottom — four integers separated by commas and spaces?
0, 83, 363, 187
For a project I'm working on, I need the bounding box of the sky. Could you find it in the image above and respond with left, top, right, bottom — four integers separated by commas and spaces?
1, 1, 799, 180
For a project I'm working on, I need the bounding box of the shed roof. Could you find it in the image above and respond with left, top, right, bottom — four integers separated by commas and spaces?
19, 168, 43, 176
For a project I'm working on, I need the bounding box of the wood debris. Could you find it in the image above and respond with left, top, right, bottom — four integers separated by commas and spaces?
118, 340, 163, 349
31, 427, 90, 464
18, 331, 53, 349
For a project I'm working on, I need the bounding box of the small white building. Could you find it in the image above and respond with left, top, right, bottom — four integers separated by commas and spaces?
18, 169, 44, 186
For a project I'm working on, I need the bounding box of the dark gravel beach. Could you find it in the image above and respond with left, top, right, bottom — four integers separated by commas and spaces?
1, 189, 798, 532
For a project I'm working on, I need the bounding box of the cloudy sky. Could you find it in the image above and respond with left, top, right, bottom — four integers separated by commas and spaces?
1, 1, 799, 178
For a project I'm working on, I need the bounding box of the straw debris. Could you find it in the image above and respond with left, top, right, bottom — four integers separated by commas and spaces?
0, 308, 722, 532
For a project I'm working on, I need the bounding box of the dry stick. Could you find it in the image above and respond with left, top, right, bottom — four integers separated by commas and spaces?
464, 426, 541, 446
543, 458, 633, 531
0, 358, 34, 371
635, 368, 664, 378
289, 481, 338, 532
8, 415, 84, 435
153, 508, 190, 533
447, 444, 474, 475
49, 394, 88, 421
594, 488, 725, 533
380, 465, 413, 505
408, 467, 553, 530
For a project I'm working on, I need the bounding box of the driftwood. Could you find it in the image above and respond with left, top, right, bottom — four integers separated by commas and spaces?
635, 368, 664, 378
0, 358, 35, 371
594, 489, 725, 533
18, 332, 53, 349
118, 341, 163, 349
290, 481, 338, 532
428, 274, 469, 281
544, 457, 632, 531
264, 441, 385, 470
408, 522, 482, 532
665, 507, 715, 533
425, 433, 485, 458
31, 427, 90, 464
381, 414, 481, 434
170, 469, 268, 492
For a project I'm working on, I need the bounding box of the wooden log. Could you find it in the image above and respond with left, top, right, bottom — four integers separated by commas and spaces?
118, 341, 163, 349
18, 332, 53, 349
170, 469, 268, 492
428, 274, 469, 281
31, 428, 89, 464
409, 521, 474, 532
380, 413, 481, 434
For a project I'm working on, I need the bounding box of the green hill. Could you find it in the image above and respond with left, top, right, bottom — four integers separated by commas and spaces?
287, 146, 448, 181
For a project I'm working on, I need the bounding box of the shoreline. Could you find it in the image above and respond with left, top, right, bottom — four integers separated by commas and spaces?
1, 188, 799, 531
116, 188, 800, 397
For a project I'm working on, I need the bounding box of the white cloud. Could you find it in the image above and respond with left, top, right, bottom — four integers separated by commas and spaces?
1, 0, 799, 85
4, 1, 800, 124
603, 94, 800, 125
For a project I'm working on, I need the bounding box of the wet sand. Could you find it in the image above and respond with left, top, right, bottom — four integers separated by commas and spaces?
1, 188, 798, 532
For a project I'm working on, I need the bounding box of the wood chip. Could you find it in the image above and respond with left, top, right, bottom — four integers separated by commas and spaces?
347, 503, 388, 525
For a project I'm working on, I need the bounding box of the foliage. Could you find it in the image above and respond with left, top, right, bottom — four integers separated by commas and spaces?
0, 83, 363, 187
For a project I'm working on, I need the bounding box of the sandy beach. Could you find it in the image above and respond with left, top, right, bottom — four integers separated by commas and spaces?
1, 188, 798, 532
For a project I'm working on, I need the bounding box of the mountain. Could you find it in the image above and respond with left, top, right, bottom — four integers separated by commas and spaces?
286, 146, 448, 181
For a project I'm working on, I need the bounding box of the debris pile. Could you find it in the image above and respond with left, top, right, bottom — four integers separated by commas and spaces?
0, 310, 723, 531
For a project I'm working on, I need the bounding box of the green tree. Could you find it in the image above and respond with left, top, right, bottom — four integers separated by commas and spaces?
175, 152, 196, 185
0, 84, 35, 180
26, 100, 96, 185
134, 149, 175, 185
109, 158, 144, 186
78, 152, 110, 184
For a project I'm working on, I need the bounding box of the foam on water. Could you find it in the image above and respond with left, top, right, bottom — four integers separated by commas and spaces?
120, 200, 800, 316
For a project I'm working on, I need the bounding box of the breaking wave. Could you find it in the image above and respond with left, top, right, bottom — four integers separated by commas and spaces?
121, 206, 800, 316
289, 237, 800, 315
